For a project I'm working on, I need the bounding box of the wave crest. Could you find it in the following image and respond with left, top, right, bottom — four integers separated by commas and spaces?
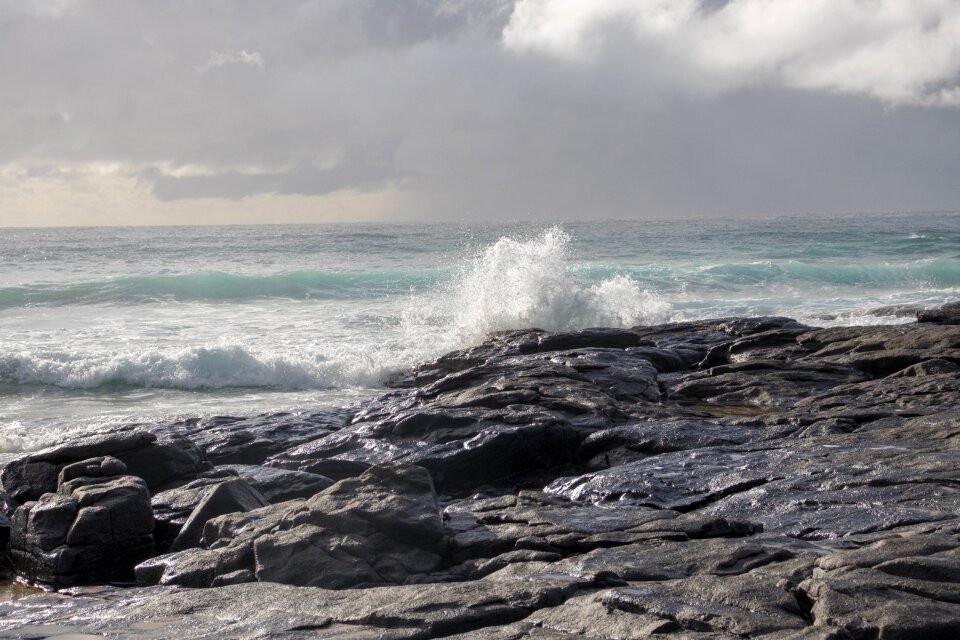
0, 344, 377, 391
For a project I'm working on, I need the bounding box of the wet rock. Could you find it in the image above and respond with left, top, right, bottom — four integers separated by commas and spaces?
4, 321, 960, 637
0, 573, 582, 639
6, 465, 153, 586
799, 532, 960, 638
918, 300, 960, 324
0, 490, 15, 549
160, 408, 349, 464
137, 463, 446, 589
574, 419, 770, 470
217, 464, 334, 502
168, 478, 269, 552
1, 427, 212, 502
268, 344, 675, 492
150, 477, 228, 552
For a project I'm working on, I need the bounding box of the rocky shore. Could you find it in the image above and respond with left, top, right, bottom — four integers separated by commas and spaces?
2, 305, 960, 638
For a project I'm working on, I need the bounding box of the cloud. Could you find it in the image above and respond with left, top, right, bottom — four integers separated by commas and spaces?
198, 50, 265, 74
0, 0, 957, 224
504, 0, 960, 106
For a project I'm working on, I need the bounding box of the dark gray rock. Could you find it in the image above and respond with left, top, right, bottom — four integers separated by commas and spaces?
268, 343, 675, 493
1, 427, 212, 502
159, 408, 349, 464
7, 470, 153, 586
0, 573, 583, 639
137, 463, 446, 589
150, 477, 227, 552
217, 464, 334, 502
573, 419, 771, 470
168, 478, 269, 552
0, 490, 15, 549
4, 320, 960, 638
799, 533, 960, 639
918, 300, 960, 324
57, 455, 127, 485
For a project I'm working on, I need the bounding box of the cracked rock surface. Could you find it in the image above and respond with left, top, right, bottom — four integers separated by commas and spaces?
3, 312, 960, 638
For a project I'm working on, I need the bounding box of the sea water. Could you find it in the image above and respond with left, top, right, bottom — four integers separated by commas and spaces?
2, 212, 958, 455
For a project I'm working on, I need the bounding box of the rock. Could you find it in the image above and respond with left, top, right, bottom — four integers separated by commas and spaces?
159, 408, 349, 464
573, 419, 770, 470
216, 464, 334, 502
57, 455, 128, 484
918, 300, 960, 324
268, 343, 674, 493
0, 490, 15, 549
798, 532, 960, 638
0, 574, 582, 639
137, 463, 446, 589
150, 477, 223, 552
168, 478, 269, 552
4, 320, 960, 637
1, 427, 212, 502
6, 465, 154, 586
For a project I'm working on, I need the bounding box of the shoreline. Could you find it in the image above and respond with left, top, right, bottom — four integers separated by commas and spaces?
2, 308, 960, 637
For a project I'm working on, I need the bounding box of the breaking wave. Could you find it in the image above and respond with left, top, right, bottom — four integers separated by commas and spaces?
0, 228, 671, 392
0, 344, 357, 391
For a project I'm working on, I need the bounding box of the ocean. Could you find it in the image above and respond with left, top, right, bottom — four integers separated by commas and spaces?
2, 212, 958, 457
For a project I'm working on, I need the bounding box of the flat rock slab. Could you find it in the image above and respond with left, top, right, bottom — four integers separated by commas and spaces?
0, 575, 582, 640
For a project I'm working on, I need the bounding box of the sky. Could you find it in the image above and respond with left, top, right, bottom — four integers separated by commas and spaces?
1, 0, 959, 226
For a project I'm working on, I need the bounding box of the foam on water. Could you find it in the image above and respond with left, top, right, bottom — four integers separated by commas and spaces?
0, 228, 669, 396
0, 343, 351, 390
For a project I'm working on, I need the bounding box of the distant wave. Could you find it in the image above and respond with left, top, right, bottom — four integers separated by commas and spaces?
693, 259, 960, 288
576, 258, 960, 292
0, 269, 446, 309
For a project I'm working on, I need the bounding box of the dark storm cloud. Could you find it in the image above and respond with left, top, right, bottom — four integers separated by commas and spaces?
0, 0, 958, 220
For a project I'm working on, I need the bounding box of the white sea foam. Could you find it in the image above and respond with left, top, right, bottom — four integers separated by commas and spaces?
0, 228, 671, 394
0, 344, 357, 390
414, 227, 671, 349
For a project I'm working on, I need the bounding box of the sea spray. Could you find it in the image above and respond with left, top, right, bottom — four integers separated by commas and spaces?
402, 227, 671, 351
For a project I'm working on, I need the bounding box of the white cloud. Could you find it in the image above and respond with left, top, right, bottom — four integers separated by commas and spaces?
503, 0, 960, 106
199, 49, 265, 73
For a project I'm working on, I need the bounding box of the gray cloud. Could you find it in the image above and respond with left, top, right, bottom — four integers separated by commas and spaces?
0, 0, 958, 221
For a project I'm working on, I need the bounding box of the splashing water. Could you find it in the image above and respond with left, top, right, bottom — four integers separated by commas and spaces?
408, 227, 671, 350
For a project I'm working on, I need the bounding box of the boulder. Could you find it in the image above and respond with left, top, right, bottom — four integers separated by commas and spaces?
151, 477, 228, 552
6, 459, 154, 586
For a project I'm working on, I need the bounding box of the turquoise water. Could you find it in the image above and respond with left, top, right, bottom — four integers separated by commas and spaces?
1, 212, 958, 452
